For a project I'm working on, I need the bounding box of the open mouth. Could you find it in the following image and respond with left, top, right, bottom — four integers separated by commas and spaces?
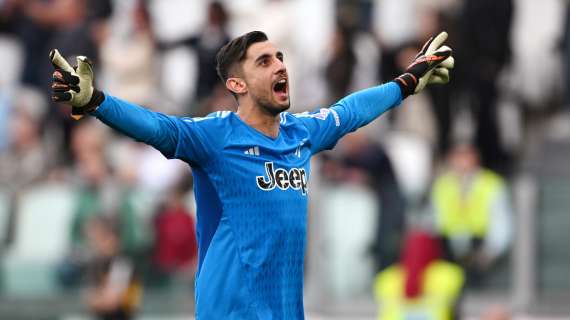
273, 78, 288, 98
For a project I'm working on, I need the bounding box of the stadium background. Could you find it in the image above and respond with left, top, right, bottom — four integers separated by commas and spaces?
0, 0, 569, 319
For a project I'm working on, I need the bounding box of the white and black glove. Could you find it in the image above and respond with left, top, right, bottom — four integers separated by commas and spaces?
394, 31, 455, 98
50, 49, 104, 120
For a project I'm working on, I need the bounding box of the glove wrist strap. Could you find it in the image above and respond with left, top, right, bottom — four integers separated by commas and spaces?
71, 89, 104, 117
394, 73, 418, 99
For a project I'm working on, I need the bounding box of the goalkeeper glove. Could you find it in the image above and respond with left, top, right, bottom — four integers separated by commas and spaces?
49, 49, 104, 120
394, 31, 455, 98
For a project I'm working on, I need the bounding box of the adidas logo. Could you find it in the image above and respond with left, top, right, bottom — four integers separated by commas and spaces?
294, 139, 306, 158
244, 146, 260, 156
294, 146, 301, 158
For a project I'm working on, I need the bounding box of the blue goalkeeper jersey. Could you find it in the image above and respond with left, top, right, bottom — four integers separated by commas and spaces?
92, 82, 402, 319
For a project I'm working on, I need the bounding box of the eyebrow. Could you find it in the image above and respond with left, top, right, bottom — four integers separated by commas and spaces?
254, 51, 284, 64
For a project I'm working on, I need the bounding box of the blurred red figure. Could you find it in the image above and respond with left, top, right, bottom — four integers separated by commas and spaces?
153, 184, 198, 275
374, 230, 464, 320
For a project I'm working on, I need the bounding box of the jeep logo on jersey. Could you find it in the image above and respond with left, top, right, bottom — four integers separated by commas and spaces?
256, 162, 308, 195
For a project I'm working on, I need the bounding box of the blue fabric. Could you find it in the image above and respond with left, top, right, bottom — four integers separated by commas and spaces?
93, 82, 402, 319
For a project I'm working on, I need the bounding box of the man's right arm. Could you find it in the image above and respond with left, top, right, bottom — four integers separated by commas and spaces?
92, 94, 182, 158
49, 49, 211, 164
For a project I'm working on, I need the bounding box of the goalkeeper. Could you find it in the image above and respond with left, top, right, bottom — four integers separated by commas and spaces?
50, 31, 454, 320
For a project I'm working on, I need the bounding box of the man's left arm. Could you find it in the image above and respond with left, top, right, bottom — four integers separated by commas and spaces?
335, 31, 455, 129
300, 31, 454, 154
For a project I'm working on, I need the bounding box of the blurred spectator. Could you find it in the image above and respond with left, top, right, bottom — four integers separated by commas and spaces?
322, 131, 405, 272
0, 87, 49, 193
0, 87, 49, 246
374, 230, 464, 320
373, 0, 418, 85
83, 215, 142, 320
324, 23, 357, 104
0, 0, 54, 88
0, 0, 111, 88
454, 0, 514, 175
430, 143, 513, 288
68, 121, 145, 257
150, 175, 197, 286
420, 6, 457, 157
56, 122, 146, 289
0, 0, 112, 164
158, 1, 230, 114
326, 4, 381, 102
199, 83, 237, 115
392, 42, 437, 144
99, 0, 157, 108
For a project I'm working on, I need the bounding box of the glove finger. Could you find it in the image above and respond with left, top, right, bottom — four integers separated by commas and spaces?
435, 45, 452, 52
416, 36, 434, 57
51, 82, 70, 92
53, 69, 80, 85
439, 56, 455, 69
52, 81, 80, 93
427, 49, 452, 68
414, 75, 430, 94
49, 49, 75, 73
52, 70, 65, 83
426, 31, 448, 55
51, 91, 73, 102
75, 56, 94, 78
433, 67, 449, 79
429, 74, 449, 85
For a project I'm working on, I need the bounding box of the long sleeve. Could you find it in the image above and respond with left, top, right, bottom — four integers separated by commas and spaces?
92, 94, 181, 158
296, 82, 402, 154
92, 93, 213, 165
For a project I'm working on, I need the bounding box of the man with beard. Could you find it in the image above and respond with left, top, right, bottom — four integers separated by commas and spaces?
49, 30, 453, 319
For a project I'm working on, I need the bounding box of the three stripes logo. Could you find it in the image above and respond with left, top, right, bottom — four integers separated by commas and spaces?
244, 146, 260, 156
294, 139, 307, 158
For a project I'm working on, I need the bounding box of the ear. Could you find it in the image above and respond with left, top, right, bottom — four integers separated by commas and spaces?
226, 77, 247, 95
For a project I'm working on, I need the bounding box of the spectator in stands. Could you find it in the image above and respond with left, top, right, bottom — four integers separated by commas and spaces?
0, 0, 113, 163
0, 87, 49, 192
0, 87, 49, 247
0, 0, 111, 88
420, 6, 457, 157
454, 0, 514, 175
374, 230, 464, 320
324, 23, 357, 104
321, 130, 405, 272
151, 175, 197, 286
56, 121, 146, 289
69, 121, 145, 257
430, 142, 513, 287
83, 215, 142, 320
98, 0, 157, 108
199, 82, 237, 115
158, 1, 230, 113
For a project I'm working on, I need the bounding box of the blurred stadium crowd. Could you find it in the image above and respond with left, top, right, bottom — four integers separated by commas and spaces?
0, 0, 569, 319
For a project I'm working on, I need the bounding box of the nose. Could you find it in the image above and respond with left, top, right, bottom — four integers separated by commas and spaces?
274, 58, 286, 74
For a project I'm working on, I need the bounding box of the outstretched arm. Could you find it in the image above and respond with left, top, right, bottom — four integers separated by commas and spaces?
92, 94, 182, 158
49, 49, 208, 162
299, 31, 454, 154
333, 31, 454, 131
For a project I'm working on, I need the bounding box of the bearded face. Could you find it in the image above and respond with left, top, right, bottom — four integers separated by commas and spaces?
234, 41, 290, 115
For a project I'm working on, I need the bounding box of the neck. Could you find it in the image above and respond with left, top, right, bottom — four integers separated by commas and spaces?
236, 100, 281, 138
